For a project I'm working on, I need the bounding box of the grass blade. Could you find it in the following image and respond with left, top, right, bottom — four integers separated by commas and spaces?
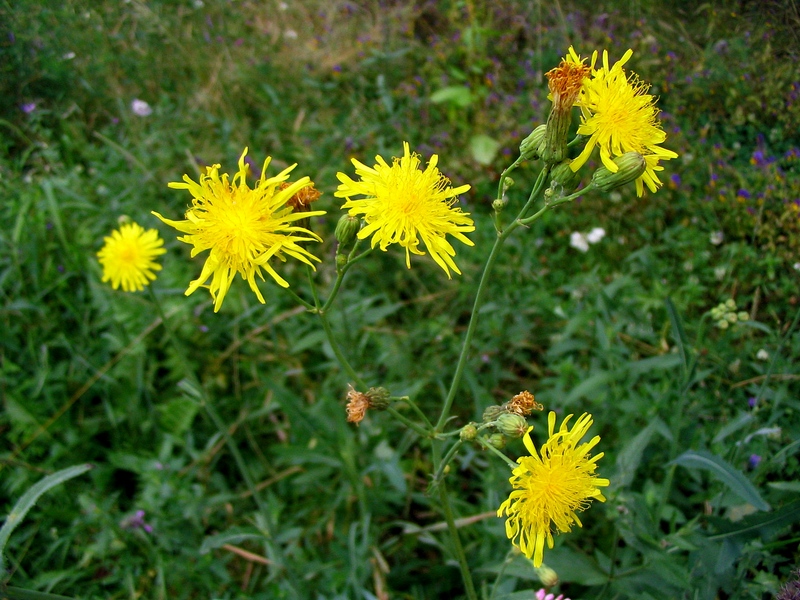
0, 464, 93, 574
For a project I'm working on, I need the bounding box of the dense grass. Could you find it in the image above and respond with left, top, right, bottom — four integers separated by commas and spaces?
2, 1, 800, 599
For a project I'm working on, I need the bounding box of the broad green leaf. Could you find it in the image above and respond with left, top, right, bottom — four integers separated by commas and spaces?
672, 450, 770, 511
626, 354, 682, 376
469, 134, 500, 165
613, 421, 658, 489
0, 464, 93, 573
543, 546, 608, 586
429, 85, 473, 107
564, 371, 612, 405
708, 499, 800, 540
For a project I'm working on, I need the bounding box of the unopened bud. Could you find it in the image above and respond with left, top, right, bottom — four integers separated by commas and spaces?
335, 214, 361, 249
365, 387, 390, 410
460, 423, 478, 442
487, 433, 506, 450
535, 564, 559, 587
335, 254, 348, 270
492, 198, 507, 213
519, 124, 547, 160
591, 152, 646, 192
496, 413, 528, 438
549, 159, 581, 194
502, 177, 515, 193
482, 405, 506, 423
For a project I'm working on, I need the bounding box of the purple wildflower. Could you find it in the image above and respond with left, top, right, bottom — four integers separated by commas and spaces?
21, 102, 36, 114
748, 454, 762, 469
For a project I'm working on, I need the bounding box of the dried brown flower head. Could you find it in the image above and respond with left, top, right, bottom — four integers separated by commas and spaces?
506, 391, 543, 416
346, 385, 370, 425
545, 58, 591, 112
281, 181, 322, 212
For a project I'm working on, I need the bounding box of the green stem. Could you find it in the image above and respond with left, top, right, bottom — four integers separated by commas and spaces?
283, 285, 316, 311
434, 167, 551, 433
385, 405, 431, 438
392, 396, 433, 430
477, 437, 519, 470
438, 481, 479, 600
489, 548, 517, 600
316, 310, 367, 389
495, 156, 524, 201
430, 440, 463, 486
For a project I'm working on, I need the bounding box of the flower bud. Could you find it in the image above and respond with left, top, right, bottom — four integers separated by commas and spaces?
482, 405, 506, 423
335, 214, 361, 249
492, 198, 507, 213
335, 254, 348, 270
591, 152, 647, 192
487, 433, 506, 450
460, 423, 478, 442
519, 124, 547, 160
534, 565, 559, 588
365, 387, 390, 410
549, 159, 581, 194
737, 311, 749, 321
496, 413, 528, 438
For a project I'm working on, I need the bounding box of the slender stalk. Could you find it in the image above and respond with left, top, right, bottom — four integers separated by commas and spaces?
385, 405, 431, 438
392, 396, 433, 430
438, 481, 479, 600
477, 437, 519, 470
283, 285, 316, 311
434, 167, 551, 433
489, 548, 517, 600
316, 310, 367, 389
430, 440, 463, 486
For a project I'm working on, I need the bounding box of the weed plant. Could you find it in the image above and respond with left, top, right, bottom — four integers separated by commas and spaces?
1, 1, 799, 599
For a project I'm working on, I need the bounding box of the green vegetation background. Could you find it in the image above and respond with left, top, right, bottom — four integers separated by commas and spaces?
1, 0, 800, 598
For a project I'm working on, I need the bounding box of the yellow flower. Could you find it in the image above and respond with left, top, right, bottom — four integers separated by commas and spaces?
153, 148, 325, 312
334, 142, 474, 278
497, 412, 609, 567
97, 221, 166, 292
571, 48, 678, 196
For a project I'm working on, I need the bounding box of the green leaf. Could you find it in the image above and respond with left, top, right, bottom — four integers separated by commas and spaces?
709, 500, 800, 540
469, 134, 500, 165
767, 481, 800, 493
671, 450, 770, 511
199, 527, 267, 554
0, 464, 93, 573
564, 372, 612, 405
665, 297, 688, 375
712, 412, 754, 444
543, 546, 608, 586
429, 85, 473, 107
613, 420, 659, 489
157, 396, 199, 435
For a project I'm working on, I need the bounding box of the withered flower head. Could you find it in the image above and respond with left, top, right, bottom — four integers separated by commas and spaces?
281, 181, 322, 212
538, 48, 591, 164
506, 391, 543, 417
545, 56, 591, 113
346, 384, 370, 425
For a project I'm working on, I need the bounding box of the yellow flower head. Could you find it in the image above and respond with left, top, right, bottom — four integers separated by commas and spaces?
497, 412, 609, 567
334, 142, 474, 278
153, 148, 326, 312
97, 221, 166, 292
571, 49, 678, 196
